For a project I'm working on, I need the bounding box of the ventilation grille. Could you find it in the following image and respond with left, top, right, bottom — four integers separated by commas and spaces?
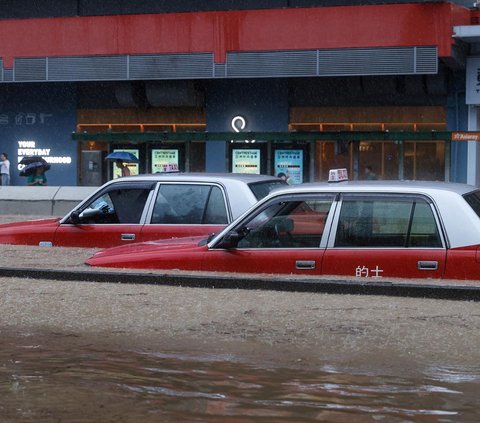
318, 48, 416, 76
129, 53, 214, 79
4, 46, 438, 83
47, 56, 128, 81
15, 57, 47, 81
414, 47, 438, 74
3, 68, 13, 82
214, 63, 226, 78
227, 50, 317, 77
227, 46, 438, 78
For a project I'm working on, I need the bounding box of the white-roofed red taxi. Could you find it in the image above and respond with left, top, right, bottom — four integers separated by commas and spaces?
86, 180, 480, 280
0, 173, 285, 248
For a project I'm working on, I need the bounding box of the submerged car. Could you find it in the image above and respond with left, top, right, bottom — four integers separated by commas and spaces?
0, 173, 285, 248
87, 181, 480, 280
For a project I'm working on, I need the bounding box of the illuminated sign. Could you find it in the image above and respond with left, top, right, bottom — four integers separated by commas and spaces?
274, 149, 303, 184
232, 149, 260, 174
231, 115, 255, 144
152, 149, 179, 173
451, 132, 480, 141
17, 140, 72, 170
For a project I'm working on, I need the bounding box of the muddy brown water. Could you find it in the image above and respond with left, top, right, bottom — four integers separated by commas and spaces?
0, 278, 479, 422
0, 215, 480, 421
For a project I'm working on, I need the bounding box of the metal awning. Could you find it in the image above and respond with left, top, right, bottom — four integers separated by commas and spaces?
453, 25, 480, 43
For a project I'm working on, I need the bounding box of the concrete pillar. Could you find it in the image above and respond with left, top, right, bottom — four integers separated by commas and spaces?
467, 105, 480, 187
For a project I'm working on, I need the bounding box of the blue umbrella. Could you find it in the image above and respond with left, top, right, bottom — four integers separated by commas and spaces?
105, 151, 139, 163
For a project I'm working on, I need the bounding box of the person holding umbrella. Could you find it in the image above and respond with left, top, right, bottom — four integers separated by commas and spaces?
19, 157, 50, 186
27, 165, 47, 186
116, 159, 131, 177
105, 151, 138, 178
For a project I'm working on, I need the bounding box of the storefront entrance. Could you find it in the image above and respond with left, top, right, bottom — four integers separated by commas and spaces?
291, 106, 448, 182
74, 130, 452, 184
315, 139, 446, 181
74, 105, 450, 185
76, 108, 205, 185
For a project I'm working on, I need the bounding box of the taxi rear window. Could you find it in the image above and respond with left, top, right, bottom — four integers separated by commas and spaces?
464, 190, 480, 218
248, 180, 287, 200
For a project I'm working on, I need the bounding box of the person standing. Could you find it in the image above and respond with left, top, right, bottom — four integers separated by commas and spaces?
0, 152, 10, 186
364, 165, 377, 180
116, 159, 131, 177
27, 166, 47, 186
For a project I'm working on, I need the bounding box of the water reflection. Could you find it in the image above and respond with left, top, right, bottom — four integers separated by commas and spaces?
1, 336, 479, 422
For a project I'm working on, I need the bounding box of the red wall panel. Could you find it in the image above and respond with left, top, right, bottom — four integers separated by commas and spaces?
0, 3, 471, 68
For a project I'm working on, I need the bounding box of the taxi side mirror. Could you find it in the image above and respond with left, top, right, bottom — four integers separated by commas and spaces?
220, 231, 241, 249
70, 210, 81, 224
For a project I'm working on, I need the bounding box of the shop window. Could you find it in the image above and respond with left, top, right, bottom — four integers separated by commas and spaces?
404, 142, 445, 181
358, 141, 402, 180
189, 142, 206, 172
315, 141, 353, 182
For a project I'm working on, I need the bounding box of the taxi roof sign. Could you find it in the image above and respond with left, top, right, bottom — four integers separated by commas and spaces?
328, 168, 348, 183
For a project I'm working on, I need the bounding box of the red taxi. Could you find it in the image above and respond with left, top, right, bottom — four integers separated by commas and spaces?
86, 180, 480, 280
0, 173, 285, 248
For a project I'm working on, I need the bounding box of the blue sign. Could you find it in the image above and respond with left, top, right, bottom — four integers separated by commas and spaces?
274, 149, 303, 184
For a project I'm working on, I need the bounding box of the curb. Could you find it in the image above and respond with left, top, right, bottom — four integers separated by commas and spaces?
1, 267, 479, 302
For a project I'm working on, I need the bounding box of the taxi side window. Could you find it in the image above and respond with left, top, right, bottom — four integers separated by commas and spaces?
151, 184, 228, 224
236, 198, 333, 248
109, 189, 150, 223
79, 188, 150, 224
335, 196, 442, 248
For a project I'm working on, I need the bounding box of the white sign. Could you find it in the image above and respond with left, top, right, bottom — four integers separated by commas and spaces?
355, 265, 383, 278
328, 168, 348, 182
466, 57, 480, 105
16, 140, 72, 170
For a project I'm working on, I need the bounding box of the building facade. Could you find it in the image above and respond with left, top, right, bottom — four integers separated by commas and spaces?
0, 0, 476, 186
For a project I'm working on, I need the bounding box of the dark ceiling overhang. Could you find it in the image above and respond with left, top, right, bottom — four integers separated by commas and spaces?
72, 131, 453, 142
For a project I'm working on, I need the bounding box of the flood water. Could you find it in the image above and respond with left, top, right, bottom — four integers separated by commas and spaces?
1, 333, 479, 422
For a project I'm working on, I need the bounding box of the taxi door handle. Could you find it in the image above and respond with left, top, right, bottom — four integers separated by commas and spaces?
121, 233, 136, 241
417, 260, 438, 270
296, 260, 316, 270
